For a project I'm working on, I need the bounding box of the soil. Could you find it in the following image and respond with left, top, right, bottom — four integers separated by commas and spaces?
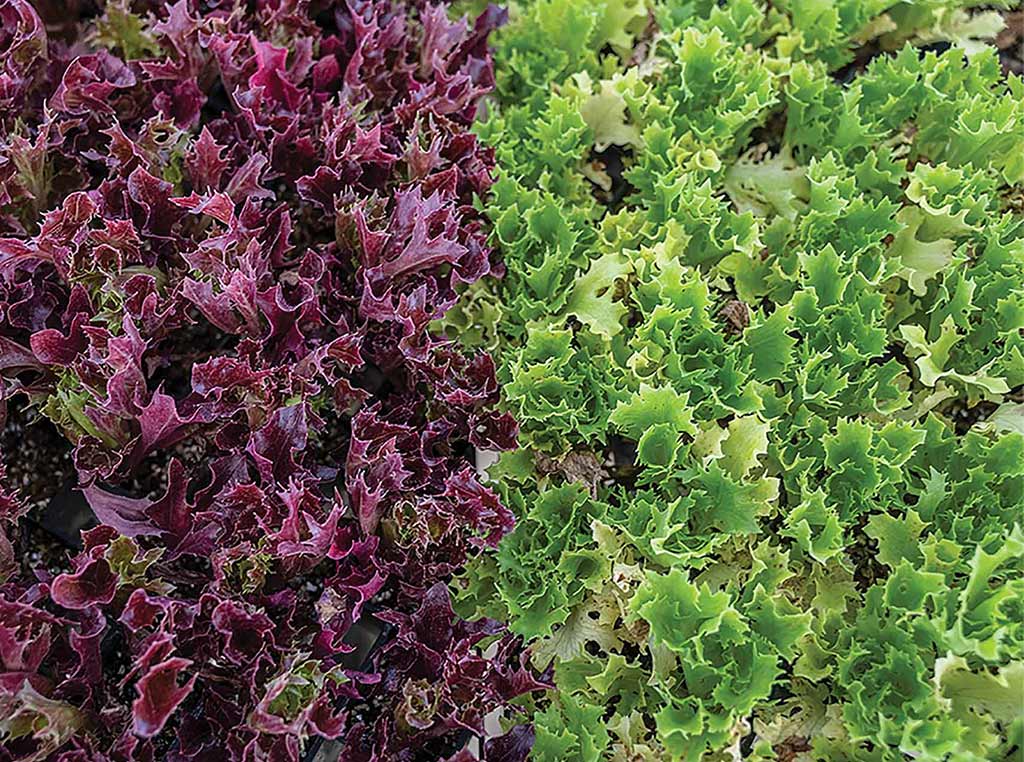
996, 11, 1024, 76
1, 399, 74, 514
1, 400, 80, 570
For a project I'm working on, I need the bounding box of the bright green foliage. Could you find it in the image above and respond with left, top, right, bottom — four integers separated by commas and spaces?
90, 0, 161, 60
447, 0, 1024, 758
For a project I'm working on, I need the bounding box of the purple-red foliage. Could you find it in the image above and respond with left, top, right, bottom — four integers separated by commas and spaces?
0, 1, 538, 759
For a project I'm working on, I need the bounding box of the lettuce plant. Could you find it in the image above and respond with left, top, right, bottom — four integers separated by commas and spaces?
0, 1, 544, 759
449, 0, 1024, 759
